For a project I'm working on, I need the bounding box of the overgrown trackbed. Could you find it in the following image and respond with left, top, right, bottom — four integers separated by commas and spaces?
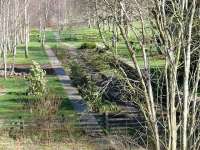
45, 32, 103, 136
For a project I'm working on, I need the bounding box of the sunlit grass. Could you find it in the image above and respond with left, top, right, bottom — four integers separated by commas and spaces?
7, 30, 49, 65
0, 76, 73, 120
59, 26, 165, 68
7, 42, 49, 65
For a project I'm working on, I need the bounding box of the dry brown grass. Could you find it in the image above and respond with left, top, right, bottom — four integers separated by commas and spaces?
0, 134, 96, 150
0, 133, 147, 150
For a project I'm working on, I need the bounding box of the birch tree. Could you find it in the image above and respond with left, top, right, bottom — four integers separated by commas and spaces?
24, 0, 29, 58
0, 0, 30, 78
98, 0, 200, 149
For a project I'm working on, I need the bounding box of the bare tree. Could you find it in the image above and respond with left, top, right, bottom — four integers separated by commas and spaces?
24, 0, 29, 58
0, 0, 31, 78
96, 0, 200, 149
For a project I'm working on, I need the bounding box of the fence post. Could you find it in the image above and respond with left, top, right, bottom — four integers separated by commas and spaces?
104, 112, 109, 130
19, 116, 24, 138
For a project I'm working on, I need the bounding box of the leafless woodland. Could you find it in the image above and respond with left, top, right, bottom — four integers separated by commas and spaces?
0, 0, 200, 150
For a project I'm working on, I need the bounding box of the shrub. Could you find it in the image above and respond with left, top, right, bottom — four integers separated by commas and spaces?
27, 61, 47, 97
79, 42, 96, 49
100, 102, 119, 113
81, 80, 103, 112
96, 44, 108, 53
82, 80, 119, 113
70, 62, 88, 86
30, 29, 40, 42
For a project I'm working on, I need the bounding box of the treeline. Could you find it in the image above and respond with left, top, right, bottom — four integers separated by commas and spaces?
0, 0, 29, 78
0, 0, 97, 79
87, 1, 200, 150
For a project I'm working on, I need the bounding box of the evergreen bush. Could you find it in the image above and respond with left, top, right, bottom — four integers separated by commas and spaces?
27, 61, 47, 97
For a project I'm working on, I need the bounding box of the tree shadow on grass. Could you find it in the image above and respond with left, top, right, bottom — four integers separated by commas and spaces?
7, 91, 26, 96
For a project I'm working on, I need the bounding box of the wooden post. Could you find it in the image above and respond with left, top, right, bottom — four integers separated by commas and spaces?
19, 116, 24, 138
104, 112, 109, 130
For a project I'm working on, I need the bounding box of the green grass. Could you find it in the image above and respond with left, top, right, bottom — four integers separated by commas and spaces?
60, 27, 100, 49
117, 42, 165, 68
61, 27, 100, 41
7, 42, 49, 65
46, 75, 75, 117
7, 30, 49, 65
0, 78, 28, 120
64, 41, 84, 49
45, 30, 57, 42
137, 56, 165, 68
0, 29, 78, 144
59, 26, 165, 68
0, 76, 73, 121
116, 42, 141, 58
